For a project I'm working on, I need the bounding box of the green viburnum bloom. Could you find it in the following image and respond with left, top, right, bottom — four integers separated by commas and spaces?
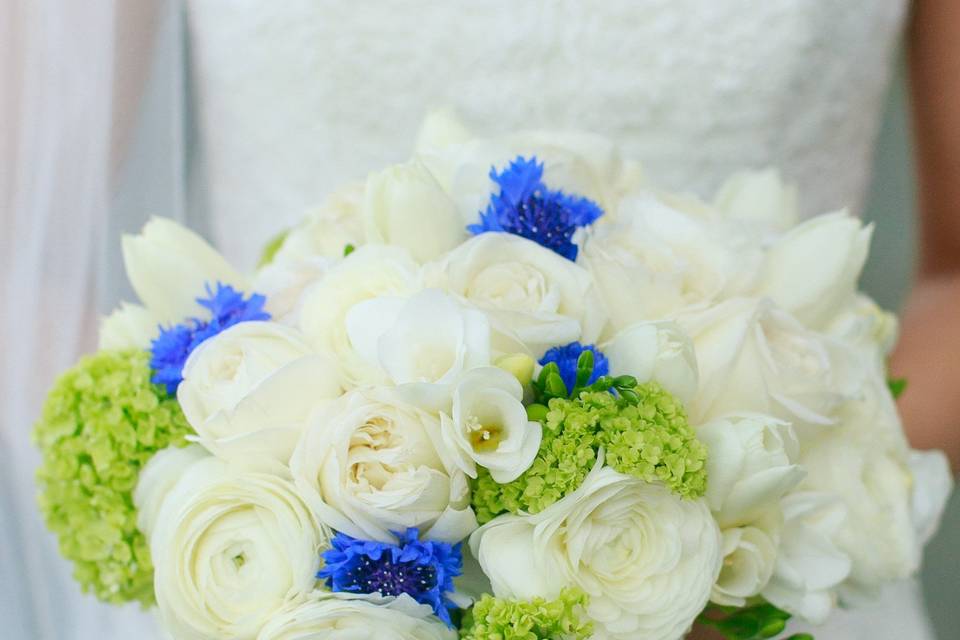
459, 588, 592, 640
471, 382, 707, 523
33, 349, 193, 605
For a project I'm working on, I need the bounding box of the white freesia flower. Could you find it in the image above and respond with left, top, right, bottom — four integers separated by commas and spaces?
425, 233, 604, 354
135, 453, 329, 640
603, 321, 699, 407
713, 168, 799, 232
471, 464, 721, 640
98, 302, 158, 350
696, 413, 805, 528
299, 245, 422, 387
346, 288, 490, 386
440, 367, 542, 483
121, 217, 247, 324
178, 321, 341, 461
364, 160, 466, 262
753, 212, 872, 330
290, 387, 477, 544
712, 512, 781, 607
258, 593, 455, 640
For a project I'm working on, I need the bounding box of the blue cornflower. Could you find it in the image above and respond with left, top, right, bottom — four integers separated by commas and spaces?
319, 527, 462, 627
539, 342, 609, 394
467, 156, 604, 260
149, 282, 270, 394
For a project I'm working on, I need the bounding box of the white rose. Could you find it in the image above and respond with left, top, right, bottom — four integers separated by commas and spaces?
696, 413, 805, 528
363, 160, 466, 262
712, 513, 781, 607
762, 492, 851, 624
257, 593, 455, 640
345, 288, 490, 386
713, 168, 799, 232
299, 245, 422, 387
470, 464, 721, 640
122, 217, 247, 324
290, 387, 477, 544
753, 212, 872, 330
440, 367, 542, 483
135, 453, 329, 640
677, 297, 861, 430
603, 321, 699, 407
178, 321, 341, 461
581, 194, 759, 332
426, 233, 604, 354
98, 302, 158, 350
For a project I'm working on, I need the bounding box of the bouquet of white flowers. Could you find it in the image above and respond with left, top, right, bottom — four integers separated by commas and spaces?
35, 112, 952, 640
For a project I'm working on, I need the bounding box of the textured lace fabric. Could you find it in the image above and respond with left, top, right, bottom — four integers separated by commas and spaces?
187, 0, 907, 269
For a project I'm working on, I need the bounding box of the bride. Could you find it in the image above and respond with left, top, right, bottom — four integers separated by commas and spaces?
2, 0, 956, 638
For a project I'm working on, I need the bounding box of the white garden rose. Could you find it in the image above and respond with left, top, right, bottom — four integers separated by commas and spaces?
257, 593, 455, 640
299, 245, 422, 387
178, 321, 341, 461
696, 413, 805, 528
98, 302, 158, 350
425, 233, 604, 354
713, 168, 799, 232
136, 454, 329, 640
753, 212, 872, 330
603, 321, 699, 407
290, 387, 477, 544
712, 512, 781, 607
471, 464, 721, 640
440, 367, 542, 483
363, 159, 466, 262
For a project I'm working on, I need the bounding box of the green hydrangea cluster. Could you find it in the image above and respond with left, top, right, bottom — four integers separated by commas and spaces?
33, 349, 193, 605
471, 383, 707, 523
459, 588, 592, 640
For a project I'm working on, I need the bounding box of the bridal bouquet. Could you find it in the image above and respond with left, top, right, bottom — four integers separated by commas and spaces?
35, 112, 952, 640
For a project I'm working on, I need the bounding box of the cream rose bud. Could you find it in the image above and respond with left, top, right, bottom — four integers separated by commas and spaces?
346, 288, 491, 386
122, 217, 247, 324
603, 321, 699, 407
178, 321, 341, 461
98, 302, 158, 350
753, 211, 872, 330
471, 464, 721, 640
712, 513, 781, 607
363, 159, 466, 263
713, 168, 799, 232
258, 593, 456, 640
299, 245, 422, 387
697, 413, 805, 528
290, 387, 477, 544
440, 367, 542, 483
135, 453, 329, 640
425, 233, 605, 354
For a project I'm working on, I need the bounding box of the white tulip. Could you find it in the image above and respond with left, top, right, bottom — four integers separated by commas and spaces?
290, 387, 477, 544
415, 108, 473, 153
98, 302, 158, 350
471, 464, 721, 640
177, 321, 341, 461
753, 212, 872, 330
713, 168, 799, 232
440, 367, 542, 483
603, 321, 699, 407
712, 514, 781, 607
363, 160, 467, 263
121, 217, 247, 324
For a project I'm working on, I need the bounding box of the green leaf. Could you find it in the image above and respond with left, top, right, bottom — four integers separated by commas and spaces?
697, 601, 807, 640
575, 350, 594, 389
343, 243, 356, 256
887, 377, 907, 399
256, 229, 290, 267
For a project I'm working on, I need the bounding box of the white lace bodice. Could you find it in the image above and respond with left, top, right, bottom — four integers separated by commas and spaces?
187, 0, 907, 269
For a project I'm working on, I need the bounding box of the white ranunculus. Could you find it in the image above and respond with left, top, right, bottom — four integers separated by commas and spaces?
178, 321, 341, 461
696, 413, 805, 528
581, 194, 759, 333
257, 593, 455, 640
364, 160, 466, 262
677, 297, 861, 430
346, 288, 490, 386
713, 168, 799, 232
134, 445, 210, 537
299, 245, 422, 387
136, 454, 329, 640
603, 321, 699, 407
471, 464, 721, 640
98, 302, 158, 350
440, 367, 542, 483
122, 217, 247, 324
712, 512, 781, 607
762, 492, 851, 624
425, 233, 605, 354
753, 212, 872, 330
290, 387, 477, 544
